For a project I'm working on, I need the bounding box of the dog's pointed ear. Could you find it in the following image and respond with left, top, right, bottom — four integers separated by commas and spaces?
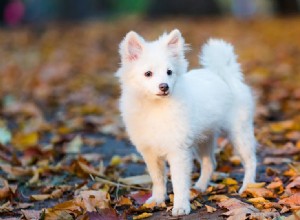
120, 31, 144, 63
166, 29, 184, 57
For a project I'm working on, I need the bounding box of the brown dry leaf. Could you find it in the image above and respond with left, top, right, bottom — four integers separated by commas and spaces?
75, 190, 110, 212
267, 178, 283, 191
0, 201, 13, 213
218, 198, 279, 220
129, 191, 152, 205
133, 212, 153, 220
286, 176, 300, 194
77, 160, 102, 177
117, 196, 132, 206
0, 177, 11, 200
242, 187, 276, 198
21, 209, 41, 220
229, 155, 241, 166
208, 194, 229, 202
279, 193, 300, 207
44, 200, 82, 219
190, 188, 200, 200
0, 164, 32, 177
205, 205, 217, 213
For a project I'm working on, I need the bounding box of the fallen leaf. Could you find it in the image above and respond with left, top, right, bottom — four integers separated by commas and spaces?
286, 176, 300, 194
0, 201, 13, 213
110, 155, 122, 166
129, 191, 152, 205
247, 182, 266, 188
30, 194, 51, 201
119, 174, 152, 185
75, 190, 110, 212
21, 209, 41, 220
279, 193, 300, 206
242, 187, 276, 198
208, 194, 229, 202
263, 157, 292, 165
12, 132, 39, 150
133, 212, 152, 220
205, 205, 217, 213
229, 155, 241, 166
218, 198, 279, 220
0, 164, 32, 177
65, 135, 83, 153
222, 177, 238, 186
117, 196, 132, 206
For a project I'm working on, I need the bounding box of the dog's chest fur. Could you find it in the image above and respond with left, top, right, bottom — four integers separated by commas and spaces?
121, 96, 191, 155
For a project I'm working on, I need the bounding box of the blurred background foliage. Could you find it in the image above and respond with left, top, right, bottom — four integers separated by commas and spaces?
0, 0, 300, 26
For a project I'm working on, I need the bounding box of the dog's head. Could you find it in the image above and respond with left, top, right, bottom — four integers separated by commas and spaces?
116, 29, 188, 99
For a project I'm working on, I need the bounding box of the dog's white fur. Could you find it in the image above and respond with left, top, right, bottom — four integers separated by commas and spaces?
116, 29, 256, 216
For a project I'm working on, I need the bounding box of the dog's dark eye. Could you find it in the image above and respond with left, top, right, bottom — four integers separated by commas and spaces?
167, 69, 172, 76
144, 71, 152, 77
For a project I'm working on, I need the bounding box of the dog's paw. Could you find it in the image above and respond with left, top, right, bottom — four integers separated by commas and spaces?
145, 196, 165, 205
193, 182, 207, 193
238, 186, 246, 194
172, 204, 191, 216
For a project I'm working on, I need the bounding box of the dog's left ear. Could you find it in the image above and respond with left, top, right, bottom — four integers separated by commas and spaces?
119, 31, 144, 63
166, 29, 185, 57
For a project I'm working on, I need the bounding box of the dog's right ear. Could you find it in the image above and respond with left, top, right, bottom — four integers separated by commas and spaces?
119, 31, 144, 63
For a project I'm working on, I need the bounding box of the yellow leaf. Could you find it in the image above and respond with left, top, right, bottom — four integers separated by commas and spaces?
247, 197, 267, 204
169, 194, 174, 203
133, 212, 153, 220
229, 155, 241, 166
208, 194, 229, 202
13, 132, 39, 150
110, 155, 122, 166
222, 177, 238, 185
117, 196, 132, 206
142, 202, 156, 209
30, 194, 51, 201
247, 182, 266, 188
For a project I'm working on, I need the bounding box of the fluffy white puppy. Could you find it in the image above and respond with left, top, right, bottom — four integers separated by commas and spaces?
116, 29, 256, 216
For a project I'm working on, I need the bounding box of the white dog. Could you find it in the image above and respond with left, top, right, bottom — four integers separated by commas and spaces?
116, 29, 256, 216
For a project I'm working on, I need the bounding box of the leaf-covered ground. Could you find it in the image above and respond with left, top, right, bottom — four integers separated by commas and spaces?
0, 17, 300, 219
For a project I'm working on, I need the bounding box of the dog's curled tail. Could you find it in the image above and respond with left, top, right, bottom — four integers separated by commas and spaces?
200, 38, 243, 82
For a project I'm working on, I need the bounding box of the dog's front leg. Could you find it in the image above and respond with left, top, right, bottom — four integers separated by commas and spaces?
141, 149, 166, 204
168, 149, 192, 216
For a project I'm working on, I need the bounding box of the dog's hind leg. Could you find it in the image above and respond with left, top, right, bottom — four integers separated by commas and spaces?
193, 133, 217, 192
230, 119, 256, 194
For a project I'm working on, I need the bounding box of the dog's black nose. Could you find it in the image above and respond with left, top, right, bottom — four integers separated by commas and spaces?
159, 83, 169, 92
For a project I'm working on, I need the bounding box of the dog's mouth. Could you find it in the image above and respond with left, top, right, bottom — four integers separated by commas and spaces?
156, 92, 169, 97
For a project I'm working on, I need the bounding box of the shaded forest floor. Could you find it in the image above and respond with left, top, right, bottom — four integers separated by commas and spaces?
0, 17, 300, 219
